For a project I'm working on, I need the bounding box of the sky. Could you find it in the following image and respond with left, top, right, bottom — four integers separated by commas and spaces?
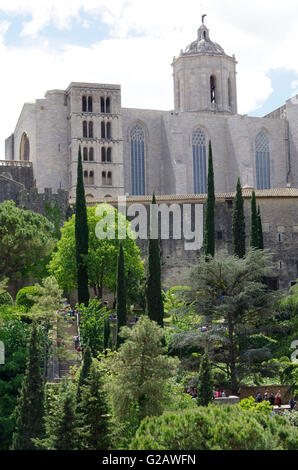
1, 0, 298, 154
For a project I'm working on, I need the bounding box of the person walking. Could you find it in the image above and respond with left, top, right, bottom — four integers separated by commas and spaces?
275, 391, 282, 408
269, 393, 275, 406
289, 397, 296, 411
256, 392, 262, 403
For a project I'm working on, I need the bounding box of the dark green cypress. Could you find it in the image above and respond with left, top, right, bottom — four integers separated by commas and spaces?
250, 191, 259, 249
75, 145, 89, 306
232, 178, 246, 258
52, 383, 79, 450
257, 205, 264, 250
79, 364, 110, 450
116, 242, 127, 350
77, 342, 92, 404
197, 353, 214, 407
146, 193, 164, 328
11, 322, 44, 450
204, 141, 215, 259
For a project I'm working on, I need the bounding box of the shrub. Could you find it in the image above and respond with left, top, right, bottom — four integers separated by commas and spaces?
239, 396, 273, 415
16, 286, 40, 311
130, 406, 298, 450
0, 292, 13, 306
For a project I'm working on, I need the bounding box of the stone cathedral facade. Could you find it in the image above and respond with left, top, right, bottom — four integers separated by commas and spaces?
5, 20, 298, 200
3, 19, 298, 290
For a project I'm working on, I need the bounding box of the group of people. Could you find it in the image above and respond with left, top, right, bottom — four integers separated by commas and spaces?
213, 389, 227, 398
256, 390, 297, 410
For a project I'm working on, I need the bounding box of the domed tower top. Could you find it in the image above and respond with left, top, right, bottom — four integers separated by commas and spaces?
172, 16, 238, 114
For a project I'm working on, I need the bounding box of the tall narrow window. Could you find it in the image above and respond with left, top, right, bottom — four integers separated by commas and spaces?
89, 147, 94, 162
83, 147, 88, 161
106, 97, 111, 113
102, 171, 107, 185
89, 171, 94, 185
88, 121, 93, 138
107, 147, 112, 163
101, 97, 105, 113
131, 124, 145, 196
192, 128, 207, 194
88, 96, 93, 113
256, 132, 271, 190
101, 121, 106, 139
107, 171, 112, 186
84, 170, 89, 185
101, 147, 106, 163
82, 96, 87, 112
20, 133, 30, 161
228, 78, 232, 109
210, 75, 216, 104
83, 121, 88, 138
107, 122, 111, 139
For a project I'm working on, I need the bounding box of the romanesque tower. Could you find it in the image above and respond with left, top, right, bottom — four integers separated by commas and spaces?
172, 17, 238, 114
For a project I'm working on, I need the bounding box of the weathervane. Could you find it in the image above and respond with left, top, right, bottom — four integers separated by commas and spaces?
202, 14, 207, 24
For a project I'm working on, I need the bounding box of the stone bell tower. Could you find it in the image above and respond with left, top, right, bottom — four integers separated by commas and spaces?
172, 16, 238, 114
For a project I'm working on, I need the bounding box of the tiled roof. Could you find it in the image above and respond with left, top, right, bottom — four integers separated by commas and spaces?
81, 187, 298, 206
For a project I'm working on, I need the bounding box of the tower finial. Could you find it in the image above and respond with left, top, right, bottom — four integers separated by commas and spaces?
202, 14, 207, 24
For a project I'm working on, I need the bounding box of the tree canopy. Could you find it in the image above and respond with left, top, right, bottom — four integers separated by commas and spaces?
48, 204, 144, 302
0, 201, 55, 281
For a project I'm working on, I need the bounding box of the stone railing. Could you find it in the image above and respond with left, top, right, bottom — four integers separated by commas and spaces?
0, 160, 32, 168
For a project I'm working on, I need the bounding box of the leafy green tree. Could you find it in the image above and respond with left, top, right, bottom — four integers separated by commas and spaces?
146, 193, 164, 327
232, 178, 246, 258
11, 322, 44, 450
16, 286, 41, 311
77, 342, 92, 404
257, 205, 264, 250
0, 320, 31, 449
0, 201, 55, 281
174, 250, 280, 394
28, 277, 66, 383
49, 204, 144, 303
130, 406, 298, 450
103, 317, 178, 429
116, 243, 127, 349
79, 363, 110, 450
197, 353, 214, 407
204, 141, 215, 259
250, 191, 259, 249
78, 299, 110, 356
76, 146, 90, 306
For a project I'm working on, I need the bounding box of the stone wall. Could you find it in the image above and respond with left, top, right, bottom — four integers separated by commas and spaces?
0, 161, 33, 190
239, 385, 294, 402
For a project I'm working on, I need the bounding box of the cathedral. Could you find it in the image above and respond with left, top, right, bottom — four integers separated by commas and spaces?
4, 18, 298, 200
3, 18, 298, 290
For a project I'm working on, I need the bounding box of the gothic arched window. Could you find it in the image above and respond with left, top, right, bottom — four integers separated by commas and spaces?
192, 129, 207, 194
131, 124, 145, 196
210, 75, 216, 104
255, 132, 271, 190
20, 133, 30, 161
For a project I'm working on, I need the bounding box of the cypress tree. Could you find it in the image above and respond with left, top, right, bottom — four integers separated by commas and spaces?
197, 353, 214, 407
116, 242, 127, 350
232, 178, 246, 258
50, 383, 79, 450
79, 364, 110, 450
250, 191, 259, 249
77, 342, 92, 404
75, 145, 89, 306
12, 322, 44, 450
257, 205, 264, 250
104, 315, 111, 350
204, 141, 215, 259
146, 193, 164, 328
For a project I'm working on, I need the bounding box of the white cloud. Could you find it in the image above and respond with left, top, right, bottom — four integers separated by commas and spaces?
1, 1, 298, 153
